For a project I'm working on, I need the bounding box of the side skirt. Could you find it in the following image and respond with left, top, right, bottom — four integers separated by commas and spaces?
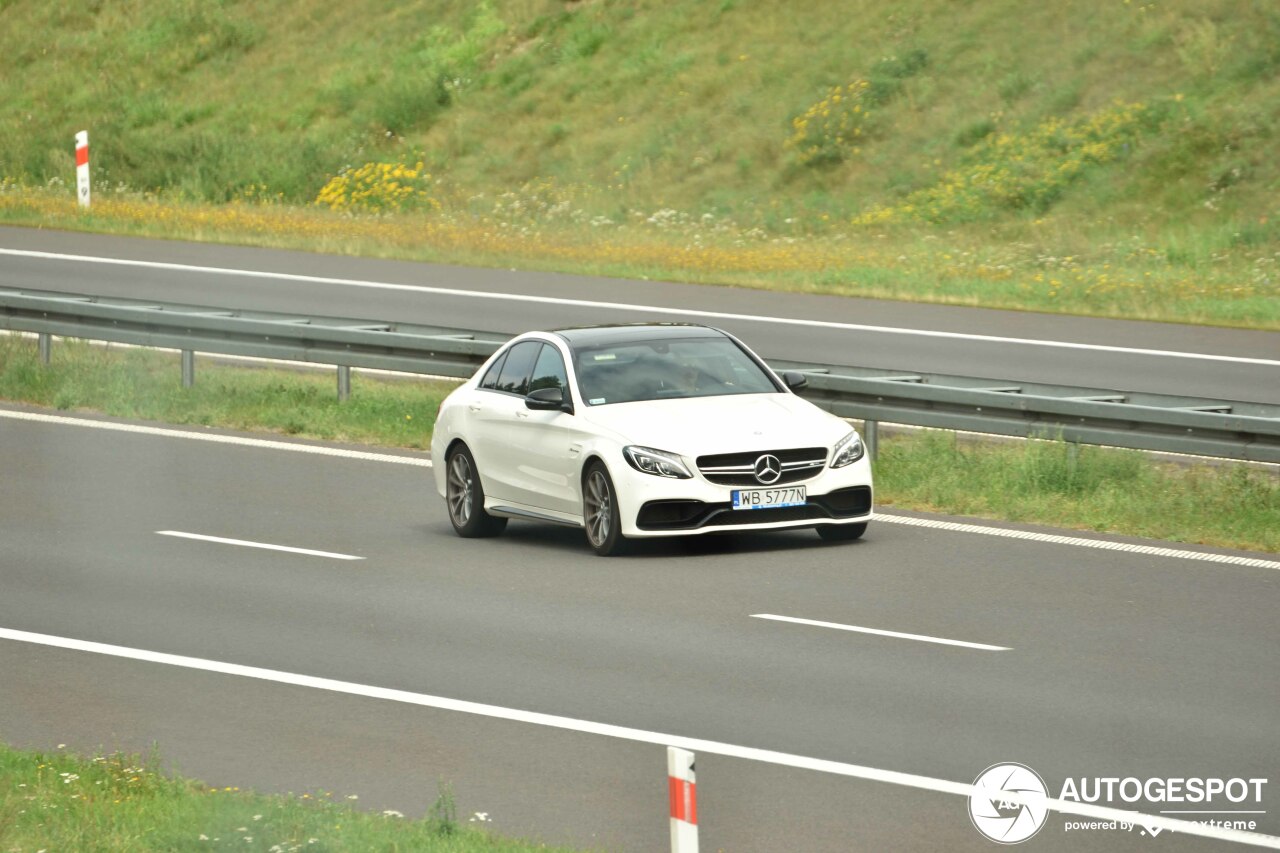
488, 504, 584, 528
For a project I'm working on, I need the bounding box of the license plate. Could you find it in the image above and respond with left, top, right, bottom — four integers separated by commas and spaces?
731, 486, 807, 510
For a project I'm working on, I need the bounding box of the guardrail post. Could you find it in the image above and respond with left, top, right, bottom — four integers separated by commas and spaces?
668, 747, 698, 853
337, 365, 351, 402
181, 350, 195, 389
863, 419, 879, 461
38, 333, 51, 365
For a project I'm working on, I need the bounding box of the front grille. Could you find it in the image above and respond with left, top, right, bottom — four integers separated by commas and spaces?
697, 446, 827, 486
706, 504, 829, 526
636, 486, 872, 531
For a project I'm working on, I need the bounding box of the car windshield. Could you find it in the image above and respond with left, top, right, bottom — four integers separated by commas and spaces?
573, 336, 779, 405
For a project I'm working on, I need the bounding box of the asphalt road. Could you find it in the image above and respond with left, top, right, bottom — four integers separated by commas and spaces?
1, 408, 1276, 851
1, 227, 1277, 404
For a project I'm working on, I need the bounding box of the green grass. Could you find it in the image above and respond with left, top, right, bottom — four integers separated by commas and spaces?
876, 431, 1279, 553
0, 0, 1276, 327
0, 337, 452, 449
0, 743, 576, 852
1, 335, 1275, 553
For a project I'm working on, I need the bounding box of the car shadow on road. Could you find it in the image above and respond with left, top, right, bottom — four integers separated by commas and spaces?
425, 521, 867, 559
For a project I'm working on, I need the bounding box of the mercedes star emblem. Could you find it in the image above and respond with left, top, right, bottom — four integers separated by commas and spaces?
753, 454, 783, 485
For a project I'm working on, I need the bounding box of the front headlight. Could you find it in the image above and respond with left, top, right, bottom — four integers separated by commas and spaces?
830, 430, 864, 468
624, 446, 693, 479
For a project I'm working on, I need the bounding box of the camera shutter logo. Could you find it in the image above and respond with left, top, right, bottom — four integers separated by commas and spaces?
969, 763, 1050, 844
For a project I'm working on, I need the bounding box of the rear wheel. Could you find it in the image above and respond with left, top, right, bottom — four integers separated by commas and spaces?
816, 522, 867, 542
583, 463, 627, 556
445, 445, 507, 538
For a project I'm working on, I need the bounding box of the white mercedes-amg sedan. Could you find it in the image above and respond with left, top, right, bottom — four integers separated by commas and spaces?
431, 323, 873, 555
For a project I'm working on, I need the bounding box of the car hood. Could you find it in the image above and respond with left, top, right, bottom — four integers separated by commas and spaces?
579, 393, 849, 458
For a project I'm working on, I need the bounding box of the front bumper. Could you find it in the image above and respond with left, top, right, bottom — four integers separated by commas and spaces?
614, 454, 873, 538
637, 485, 871, 531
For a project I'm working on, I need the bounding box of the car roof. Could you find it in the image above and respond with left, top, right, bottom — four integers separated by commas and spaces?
550, 323, 727, 347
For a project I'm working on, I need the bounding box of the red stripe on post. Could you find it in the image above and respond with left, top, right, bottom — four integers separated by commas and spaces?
668, 777, 698, 824
76, 146, 89, 167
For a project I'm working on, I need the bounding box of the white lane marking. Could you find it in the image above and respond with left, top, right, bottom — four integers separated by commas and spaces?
0, 627, 1275, 849
6, 408, 1278, 569
3, 248, 1277, 367
156, 530, 362, 561
0, 409, 432, 467
876, 513, 1280, 570
751, 614, 1010, 651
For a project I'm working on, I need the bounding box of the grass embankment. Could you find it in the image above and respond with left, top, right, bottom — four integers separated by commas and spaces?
0, 743, 573, 852
1, 1, 1277, 328
0, 338, 452, 449
877, 431, 1277, 552
2, 336, 1275, 553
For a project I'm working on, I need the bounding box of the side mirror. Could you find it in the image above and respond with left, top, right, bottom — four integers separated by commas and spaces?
782, 371, 809, 392
525, 386, 573, 414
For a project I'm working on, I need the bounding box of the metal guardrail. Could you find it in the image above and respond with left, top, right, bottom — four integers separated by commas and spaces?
2, 288, 1278, 463
769, 358, 1280, 463
0, 288, 507, 394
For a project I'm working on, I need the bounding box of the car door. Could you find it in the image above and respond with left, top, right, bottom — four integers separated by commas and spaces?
502, 343, 579, 514
467, 340, 580, 513
467, 339, 541, 502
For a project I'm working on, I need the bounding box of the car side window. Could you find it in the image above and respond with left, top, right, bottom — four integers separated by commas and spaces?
529, 344, 569, 395
493, 340, 541, 396
479, 350, 509, 390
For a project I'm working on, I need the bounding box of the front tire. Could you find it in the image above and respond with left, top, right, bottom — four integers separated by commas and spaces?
583, 463, 627, 556
445, 444, 507, 538
816, 522, 867, 542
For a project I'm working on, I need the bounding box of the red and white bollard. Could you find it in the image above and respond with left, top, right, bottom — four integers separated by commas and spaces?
668, 747, 698, 853
75, 131, 90, 208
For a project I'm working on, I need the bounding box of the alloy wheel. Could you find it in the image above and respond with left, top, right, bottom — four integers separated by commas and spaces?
584, 469, 612, 548
447, 453, 474, 527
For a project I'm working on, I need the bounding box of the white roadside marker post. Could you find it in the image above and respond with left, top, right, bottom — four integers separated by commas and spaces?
75, 131, 90, 208
668, 747, 698, 853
